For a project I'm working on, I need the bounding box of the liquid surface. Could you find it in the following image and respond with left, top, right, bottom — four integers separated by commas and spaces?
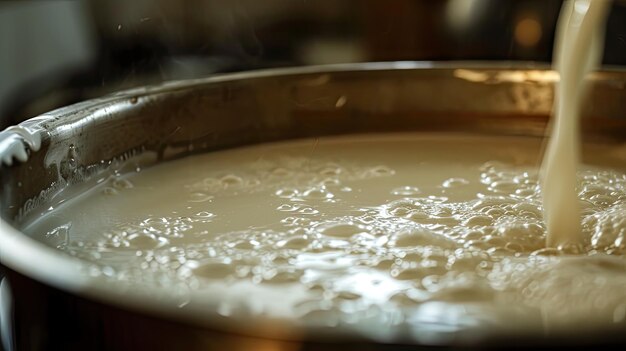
22, 134, 626, 341
541, 0, 611, 247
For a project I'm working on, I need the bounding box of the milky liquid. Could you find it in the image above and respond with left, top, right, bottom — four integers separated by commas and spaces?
542, 0, 611, 247
21, 134, 626, 340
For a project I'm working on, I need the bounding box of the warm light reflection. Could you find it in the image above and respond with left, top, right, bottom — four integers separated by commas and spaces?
454, 69, 559, 83
515, 17, 543, 47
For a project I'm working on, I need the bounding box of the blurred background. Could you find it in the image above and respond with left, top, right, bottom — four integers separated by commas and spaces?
0, 0, 625, 129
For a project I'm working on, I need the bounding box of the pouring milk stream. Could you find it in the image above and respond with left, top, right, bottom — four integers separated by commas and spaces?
542, 0, 611, 248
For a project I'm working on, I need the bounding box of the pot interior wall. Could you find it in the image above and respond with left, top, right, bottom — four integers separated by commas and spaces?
3, 66, 626, 222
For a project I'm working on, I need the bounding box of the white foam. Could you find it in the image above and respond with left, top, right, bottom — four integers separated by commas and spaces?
20, 134, 626, 338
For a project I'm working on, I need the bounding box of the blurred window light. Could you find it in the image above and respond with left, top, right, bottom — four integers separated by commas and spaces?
445, 0, 489, 33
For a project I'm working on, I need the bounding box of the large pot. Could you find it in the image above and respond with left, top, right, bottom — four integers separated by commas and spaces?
1, 62, 626, 351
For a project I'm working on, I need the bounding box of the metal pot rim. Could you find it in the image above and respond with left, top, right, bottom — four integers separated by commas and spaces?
1, 61, 625, 344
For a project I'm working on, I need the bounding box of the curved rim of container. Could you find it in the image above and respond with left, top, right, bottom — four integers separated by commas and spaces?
1, 61, 624, 344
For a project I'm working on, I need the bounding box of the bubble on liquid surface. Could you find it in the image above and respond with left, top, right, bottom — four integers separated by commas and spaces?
220, 174, 244, 187
275, 188, 299, 199
389, 228, 457, 249
301, 187, 335, 201
442, 178, 469, 188
364, 165, 395, 177
189, 192, 213, 203
318, 222, 366, 238
391, 186, 421, 196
